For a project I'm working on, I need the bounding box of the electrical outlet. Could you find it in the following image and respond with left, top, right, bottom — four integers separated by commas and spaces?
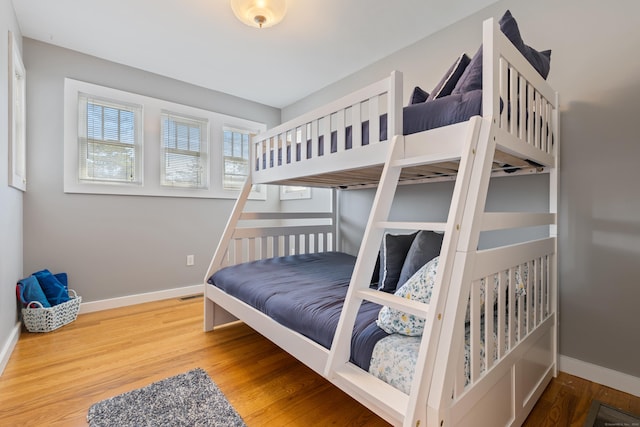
186, 255, 195, 266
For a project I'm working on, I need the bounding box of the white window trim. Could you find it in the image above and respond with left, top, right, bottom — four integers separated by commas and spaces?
8, 31, 27, 192
160, 110, 209, 189
78, 93, 144, 185
64, 78, 266, 199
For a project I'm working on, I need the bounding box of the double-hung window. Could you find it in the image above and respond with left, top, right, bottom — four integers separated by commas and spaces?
161, 112, 209, 188
223, 127, 251, 190
66, 78, 266, 198
78, 94, 143, 184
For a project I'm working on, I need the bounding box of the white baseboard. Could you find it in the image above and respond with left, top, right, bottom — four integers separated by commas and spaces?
559, 354, 640, 397
0, 322, 21, 376
79, 284, 204, 314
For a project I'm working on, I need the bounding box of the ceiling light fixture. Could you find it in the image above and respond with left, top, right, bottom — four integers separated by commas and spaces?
230, 0, 287, 29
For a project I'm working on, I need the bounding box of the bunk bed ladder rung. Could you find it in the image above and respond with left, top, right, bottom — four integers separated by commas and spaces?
356, 289, 429, 318
376, 220, 447, 233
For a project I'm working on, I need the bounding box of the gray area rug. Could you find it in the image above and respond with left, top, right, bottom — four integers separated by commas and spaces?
584, 399, 640, 427
87, 368, 246, 427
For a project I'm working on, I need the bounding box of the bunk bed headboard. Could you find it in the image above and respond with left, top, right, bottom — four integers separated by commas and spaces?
482, 17, 558, 168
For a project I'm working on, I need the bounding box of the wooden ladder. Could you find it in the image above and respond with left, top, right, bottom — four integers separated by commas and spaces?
324, 117, 493, 427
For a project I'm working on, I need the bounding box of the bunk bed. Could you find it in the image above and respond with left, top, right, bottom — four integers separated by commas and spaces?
204, 11, 558, 427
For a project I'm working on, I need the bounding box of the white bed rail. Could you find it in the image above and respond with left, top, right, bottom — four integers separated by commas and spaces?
483, 18, 558, 168
459, 238, 555, 389
437, 239, 556, 427
203, 180, 336, 284
222, 212, 335, 266
252, 70, 403, 185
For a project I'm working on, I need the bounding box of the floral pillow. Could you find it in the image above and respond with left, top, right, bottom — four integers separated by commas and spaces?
376, 256, 439, 336
376, 256, 528, 336
467, 266, 528, 322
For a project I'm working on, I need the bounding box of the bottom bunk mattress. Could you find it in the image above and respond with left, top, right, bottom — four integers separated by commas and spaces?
208, 252, 388, 370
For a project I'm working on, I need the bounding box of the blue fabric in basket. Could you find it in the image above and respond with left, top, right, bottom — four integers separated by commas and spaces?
18, 276, 51, 308
33, 269, 70, 306
54, 272, 68, 289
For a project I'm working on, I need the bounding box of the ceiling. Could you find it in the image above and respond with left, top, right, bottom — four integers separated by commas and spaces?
12, 0, 497, 108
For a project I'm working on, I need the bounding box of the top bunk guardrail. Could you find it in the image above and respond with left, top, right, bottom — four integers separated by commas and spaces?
251, 16, 558, 189
252, 70, 403, 187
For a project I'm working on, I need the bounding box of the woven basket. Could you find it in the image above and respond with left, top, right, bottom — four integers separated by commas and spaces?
22, 289, 82, 333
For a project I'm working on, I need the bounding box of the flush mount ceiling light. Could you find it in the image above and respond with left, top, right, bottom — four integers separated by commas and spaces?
230, 0, 287, 29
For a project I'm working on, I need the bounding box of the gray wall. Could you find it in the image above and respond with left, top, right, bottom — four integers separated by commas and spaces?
284, 1, 640, 378
22, 39, 284, 302
0, 0, 23, 367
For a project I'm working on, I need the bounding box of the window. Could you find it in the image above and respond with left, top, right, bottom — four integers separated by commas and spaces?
64, 78, 266, 199
78, 94, 143, 184
223, 128, 250, 190
161, 112, 208, 188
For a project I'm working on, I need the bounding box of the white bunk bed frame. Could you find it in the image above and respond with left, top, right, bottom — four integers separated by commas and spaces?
204, 17, 559, 427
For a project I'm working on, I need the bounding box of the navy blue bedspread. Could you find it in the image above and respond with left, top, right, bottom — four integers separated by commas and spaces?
208, 252, 388, 371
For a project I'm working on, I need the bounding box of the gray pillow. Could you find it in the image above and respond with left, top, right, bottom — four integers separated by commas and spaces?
378, 231, 418, 293
451, 45, 483, 95
452, 10, 551, 95
425, 53, 471, 101
499, 10, 551, 79
408, 86, 430, 105
397, 230, 444, 286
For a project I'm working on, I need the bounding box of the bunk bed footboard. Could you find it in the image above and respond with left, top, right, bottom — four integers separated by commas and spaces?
204, 207, 337, 331
483, 17, 558, 169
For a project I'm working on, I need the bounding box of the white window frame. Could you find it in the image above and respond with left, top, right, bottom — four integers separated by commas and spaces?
78, 93, 144, 185
8, 31, 26, 191
160, 111, 209, 189
222, 126, 252, 192
64, 78, 266, 199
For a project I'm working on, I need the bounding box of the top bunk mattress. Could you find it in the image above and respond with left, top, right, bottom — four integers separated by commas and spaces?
208, 252, 388, 370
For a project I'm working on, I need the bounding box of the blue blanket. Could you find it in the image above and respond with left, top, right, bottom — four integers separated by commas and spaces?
209, 252, 388, 370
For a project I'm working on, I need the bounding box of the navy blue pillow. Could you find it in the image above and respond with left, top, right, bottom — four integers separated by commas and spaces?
451, 46, 483, 95
409, 86, 430, 105
18, 276, 51, 308
370, 253, 381, 287
453, 11, 551, 95
397, 231, 444, 286
378, 232, 418, 293
426, 53, 471, 101
499, 10, 551, 79
33, 269, 70, 306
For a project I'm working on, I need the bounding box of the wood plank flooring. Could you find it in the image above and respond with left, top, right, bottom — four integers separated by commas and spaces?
1, 296, 638, 426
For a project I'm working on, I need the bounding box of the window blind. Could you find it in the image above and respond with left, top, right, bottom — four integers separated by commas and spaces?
223, 128, 251, 190
161, 111, 209, 188
78, 93, 143, 184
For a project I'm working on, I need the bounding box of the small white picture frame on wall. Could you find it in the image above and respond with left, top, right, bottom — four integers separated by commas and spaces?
8, 30, 26, 191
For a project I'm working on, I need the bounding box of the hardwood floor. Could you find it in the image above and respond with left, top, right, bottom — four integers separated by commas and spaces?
1, 296, 638, 426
